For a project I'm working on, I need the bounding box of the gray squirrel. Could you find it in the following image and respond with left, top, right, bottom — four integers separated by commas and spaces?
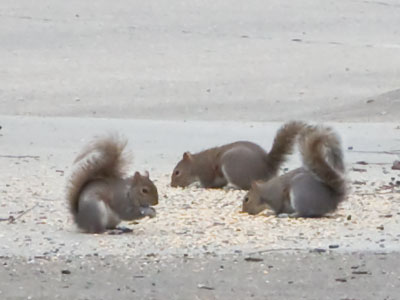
171, 121, 306, 190
242, 124, 347, 217
66, 135, 158, 233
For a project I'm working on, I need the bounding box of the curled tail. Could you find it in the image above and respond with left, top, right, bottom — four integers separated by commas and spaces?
266, 121, 307, 173
66, 134, 130, 216
299, 125, 347, 196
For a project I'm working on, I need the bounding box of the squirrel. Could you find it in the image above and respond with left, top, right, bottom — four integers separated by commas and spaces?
66, 134, 159, 233
171, 121, 307, 190
241, 124, 347, 217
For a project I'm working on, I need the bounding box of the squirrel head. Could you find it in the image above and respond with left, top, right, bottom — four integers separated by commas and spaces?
130, 171, 159, 206
171, 152, 197, 187
241, 181, 269, 215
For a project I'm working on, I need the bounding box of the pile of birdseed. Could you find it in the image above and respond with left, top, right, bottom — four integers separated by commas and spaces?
0, 156, 399, 260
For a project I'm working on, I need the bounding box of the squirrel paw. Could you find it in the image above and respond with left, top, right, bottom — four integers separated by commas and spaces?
277, 212, 300, 218
277, 213, 290, 218
140, 206, 156, 218
106, 227, 133, 235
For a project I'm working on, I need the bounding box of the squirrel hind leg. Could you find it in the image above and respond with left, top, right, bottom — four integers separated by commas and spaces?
290, 173, 338, 218
220, 148, 269, 190
75, 198, 115, 233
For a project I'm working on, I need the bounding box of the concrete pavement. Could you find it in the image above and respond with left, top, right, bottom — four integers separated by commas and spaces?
0, 0, 400, 121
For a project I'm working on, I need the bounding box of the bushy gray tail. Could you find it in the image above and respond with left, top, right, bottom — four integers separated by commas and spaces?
66, 134, 130, 215
266, 121, 307, 173
299, 125, 347, 197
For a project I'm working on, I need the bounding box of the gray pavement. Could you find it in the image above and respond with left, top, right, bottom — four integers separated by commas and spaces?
0, 0, 400, 121
1, 115, 399, 175
1, 251, 399, 300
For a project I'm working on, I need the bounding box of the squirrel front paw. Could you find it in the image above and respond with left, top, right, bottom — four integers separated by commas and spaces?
140, 206, 156, 218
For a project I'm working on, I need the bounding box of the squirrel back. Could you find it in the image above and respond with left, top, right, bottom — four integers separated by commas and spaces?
66, 135, 130, 216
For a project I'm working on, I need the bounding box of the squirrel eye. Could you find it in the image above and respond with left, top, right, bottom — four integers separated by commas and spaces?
142, 187, 149, 194
174, 170, 180, 176
244, 196, 249, 203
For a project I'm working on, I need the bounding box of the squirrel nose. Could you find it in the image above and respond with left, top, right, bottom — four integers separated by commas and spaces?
151, 196, 159, 206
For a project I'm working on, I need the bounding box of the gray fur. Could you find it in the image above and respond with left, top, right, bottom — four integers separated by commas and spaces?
289, 171, 341, 217
74, 179, 153, 233
75, 198, 116, 233
220, 143, 271, 190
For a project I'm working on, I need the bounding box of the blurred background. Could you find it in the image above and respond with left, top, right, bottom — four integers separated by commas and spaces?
1, 0, 399, 121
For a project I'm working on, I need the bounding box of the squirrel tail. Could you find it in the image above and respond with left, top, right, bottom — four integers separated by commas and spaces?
266, 121, 307, 173
66, 134, 130, 216
299, 125, 347, 196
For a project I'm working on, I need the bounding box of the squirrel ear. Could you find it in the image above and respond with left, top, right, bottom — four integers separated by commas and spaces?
143, 170, 149, 178
251, 181, 259, 190
133, 171, 141, 182
183, 152, 192, 161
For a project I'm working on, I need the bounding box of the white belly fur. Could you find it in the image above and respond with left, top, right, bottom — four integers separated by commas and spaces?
98, 201, 121, 228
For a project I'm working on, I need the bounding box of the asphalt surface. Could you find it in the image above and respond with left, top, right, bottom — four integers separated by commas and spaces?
1, 251, 399, 300
0, 0, 400, 121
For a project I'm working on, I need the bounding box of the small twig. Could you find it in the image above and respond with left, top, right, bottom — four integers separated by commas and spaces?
353, 191, 398, 196
351, 168, 367, 173
34, 255, 51, 261
349, 150, 400, 155
33, 196, 58, 202
0, 155, 40, 159
247, 247, 303, 255
9, 203, 39, 223
355, 162, 391, 166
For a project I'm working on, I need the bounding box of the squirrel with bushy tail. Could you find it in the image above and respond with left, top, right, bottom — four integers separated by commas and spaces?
66, 135, 158, 233
171, 121, 307, 190
242, 124, 348, 217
